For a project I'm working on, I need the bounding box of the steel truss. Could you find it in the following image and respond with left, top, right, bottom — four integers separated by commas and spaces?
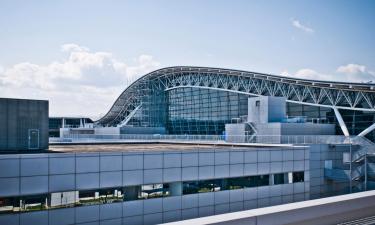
96, 66, 375, 127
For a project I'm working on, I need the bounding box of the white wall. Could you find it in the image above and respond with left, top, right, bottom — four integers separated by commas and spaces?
248, 96, 286, 123
94, 127, 120, 135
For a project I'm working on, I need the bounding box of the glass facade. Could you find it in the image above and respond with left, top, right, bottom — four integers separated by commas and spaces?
106, 80, 375, 140
286, 102, 375, 140
127, 83, 167, 128
167, 87, 248, 135
124, 87, 375, 140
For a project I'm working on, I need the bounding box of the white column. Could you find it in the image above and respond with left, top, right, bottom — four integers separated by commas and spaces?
333, 107, 349, 137
358, 123, 375, 137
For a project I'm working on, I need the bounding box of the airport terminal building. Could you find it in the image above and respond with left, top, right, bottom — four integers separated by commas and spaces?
97, 66, 375, 140
1, 66, 375, 225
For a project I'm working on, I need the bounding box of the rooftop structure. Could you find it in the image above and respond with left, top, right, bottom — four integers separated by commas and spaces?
0, 98, 49, 152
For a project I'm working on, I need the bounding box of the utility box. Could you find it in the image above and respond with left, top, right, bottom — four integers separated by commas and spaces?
0, 98, 49, 152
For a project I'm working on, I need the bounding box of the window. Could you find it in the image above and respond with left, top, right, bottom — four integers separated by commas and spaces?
227, 177, 247, 190
0, 171, 307, 214
123, 186, 141, 201
256, 175, 270, 186
0, 197, 19, 213
255, 100, 260, 107
98, 188, 123, 203
77, 190, 100, 206
183, 181, 199, 195
293, 172, 304, 183
244, 176, 257, 188
50, 191, 78, 208
198, 180, 220, 193
140, 184, 167, 199
273, 173, 286, 185
21, 195, 47, 212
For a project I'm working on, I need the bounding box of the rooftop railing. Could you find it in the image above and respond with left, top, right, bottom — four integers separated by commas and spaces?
50, 134, 371, 146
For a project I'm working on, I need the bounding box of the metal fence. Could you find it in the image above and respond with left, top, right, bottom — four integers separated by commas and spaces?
50, 134, 369, 145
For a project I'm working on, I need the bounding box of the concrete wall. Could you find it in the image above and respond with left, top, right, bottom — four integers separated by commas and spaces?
0, 145, 309, 225
60, 127, 121, 138
0, 98, 48, 151
225, 124, 249, 142
255, 123, 335, 137
95, 127, 121, 135
248, 97, 286, 124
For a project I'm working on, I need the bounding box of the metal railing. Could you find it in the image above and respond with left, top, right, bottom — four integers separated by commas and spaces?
50, 134, 364, 145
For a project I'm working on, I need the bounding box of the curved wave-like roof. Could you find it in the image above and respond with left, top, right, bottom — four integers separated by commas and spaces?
96, 66, 375, 127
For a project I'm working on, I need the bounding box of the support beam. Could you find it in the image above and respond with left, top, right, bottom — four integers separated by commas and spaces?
358, 123, 375, 137
333, 107, 350, 137
117, 104, 142, 127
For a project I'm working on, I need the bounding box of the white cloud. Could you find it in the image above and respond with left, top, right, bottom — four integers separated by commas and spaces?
295, 68, 328, 80
336, 63, 375, 82
281, 64, 375, 83
337, 63, 367, 74
291, 19, 314, 33
61, 43, 89, 52
0, 44, 161, 119
280, 70, 291, 77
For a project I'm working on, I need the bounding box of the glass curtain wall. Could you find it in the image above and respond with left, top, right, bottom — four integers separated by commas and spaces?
167, 87, 248, 135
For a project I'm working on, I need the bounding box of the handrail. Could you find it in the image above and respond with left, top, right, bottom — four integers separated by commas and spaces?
51, 134, 363, 145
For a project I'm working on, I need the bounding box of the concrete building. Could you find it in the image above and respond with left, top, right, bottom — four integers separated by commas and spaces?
0, 142, 310, 225
0, 98, 48, 152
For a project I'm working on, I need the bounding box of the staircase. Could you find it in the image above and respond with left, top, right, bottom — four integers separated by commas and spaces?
325, 136, 375, 193
244, 122, 257, 143
350, 137, 375, 192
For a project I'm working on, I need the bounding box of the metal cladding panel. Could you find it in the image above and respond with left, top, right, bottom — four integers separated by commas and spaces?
48, 207, 75, 225
20, 211, 48, 225
75, 205, 100, 224
0, 98, 49, 151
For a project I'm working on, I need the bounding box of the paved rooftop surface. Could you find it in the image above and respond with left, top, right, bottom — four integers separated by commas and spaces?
48, 141, 300, 153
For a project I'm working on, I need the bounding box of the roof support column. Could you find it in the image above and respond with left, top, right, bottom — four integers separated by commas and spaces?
358, 123, 375, 137
117, 104, 143, 127
333, 107, 349, 137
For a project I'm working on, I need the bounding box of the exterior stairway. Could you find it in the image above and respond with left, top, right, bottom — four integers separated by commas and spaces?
325, 136, 375, 193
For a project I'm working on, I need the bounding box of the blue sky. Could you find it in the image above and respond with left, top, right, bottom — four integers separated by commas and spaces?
0, 0, 374, 117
